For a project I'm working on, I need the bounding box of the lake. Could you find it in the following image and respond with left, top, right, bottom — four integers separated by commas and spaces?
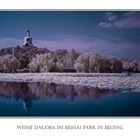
0, 81, 140, 116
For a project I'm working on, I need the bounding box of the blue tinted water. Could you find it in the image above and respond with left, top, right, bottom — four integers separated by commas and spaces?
0, 82, 139, 116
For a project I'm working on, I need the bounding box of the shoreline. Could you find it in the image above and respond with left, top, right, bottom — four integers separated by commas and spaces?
0, 73, 140, 91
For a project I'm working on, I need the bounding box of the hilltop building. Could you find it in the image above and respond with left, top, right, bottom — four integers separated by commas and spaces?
23, 30, 33, 47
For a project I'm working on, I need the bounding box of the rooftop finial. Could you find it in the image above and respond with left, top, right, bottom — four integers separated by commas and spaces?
27, 30, 30, 37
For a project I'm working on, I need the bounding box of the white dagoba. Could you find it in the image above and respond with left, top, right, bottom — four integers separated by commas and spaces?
24, 30, 33, 46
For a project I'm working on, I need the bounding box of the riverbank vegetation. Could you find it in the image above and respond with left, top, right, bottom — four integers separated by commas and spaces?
0, 45, 139, 73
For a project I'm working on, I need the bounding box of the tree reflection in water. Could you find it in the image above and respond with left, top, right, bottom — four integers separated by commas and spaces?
0, 82, 118, 115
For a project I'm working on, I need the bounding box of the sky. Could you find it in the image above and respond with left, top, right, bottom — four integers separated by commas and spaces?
0, 11, 140, 60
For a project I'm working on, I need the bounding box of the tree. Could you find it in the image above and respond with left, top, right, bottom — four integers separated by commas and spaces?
0, 56, 4, 72
70, 49, 79, 65
128, 61, 139, 72
93, 55, 111, 73
110, 58, 122, 73
75, 53, 122, 73
0, 54, 20, 72
28, 53, 65, 72
74, 53, 90, 72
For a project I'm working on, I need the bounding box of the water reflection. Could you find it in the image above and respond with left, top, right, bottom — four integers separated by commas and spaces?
0, 82, 117, 115
0, 82, 117, 100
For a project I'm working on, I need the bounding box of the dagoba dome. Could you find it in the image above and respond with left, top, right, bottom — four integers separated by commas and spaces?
23, 30, 33, 47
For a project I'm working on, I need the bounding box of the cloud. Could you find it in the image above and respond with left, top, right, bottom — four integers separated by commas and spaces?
98, 22, 111, 28
114, 17, 140, 28
114, 12, 140, 28
98, 11, 140, 29
122, 11, 138, 17
105, 12, 117, 21
98, 12, 117, 28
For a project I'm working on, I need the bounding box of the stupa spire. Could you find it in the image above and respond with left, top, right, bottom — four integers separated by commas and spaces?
27, 30, 30, 37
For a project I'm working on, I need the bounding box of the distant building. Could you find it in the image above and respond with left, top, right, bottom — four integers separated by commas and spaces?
64, 65, 76, 72
23, 30, 33, 47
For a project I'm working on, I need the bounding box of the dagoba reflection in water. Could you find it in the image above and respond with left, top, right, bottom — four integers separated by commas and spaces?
0, 82, 117, 115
